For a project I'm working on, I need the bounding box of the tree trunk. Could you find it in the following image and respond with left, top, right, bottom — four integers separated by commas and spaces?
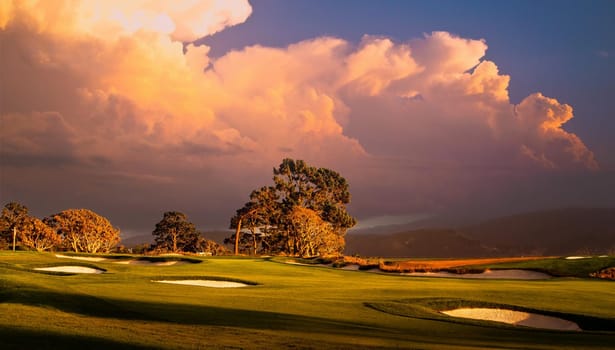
251, 229, 257, 255
12, 227, 16, 251
172, 229, 178, 253
234, 217, 242, 255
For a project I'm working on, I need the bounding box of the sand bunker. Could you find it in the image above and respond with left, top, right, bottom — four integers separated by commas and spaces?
404, 269, 551, 280
154, 280, 248, 288
442, 308, 580, 331
565, 256, 590, 260
55, 254, 108, 262
285, 260, 331, 267
35, 266, 104, 274
115, 260, 184, 266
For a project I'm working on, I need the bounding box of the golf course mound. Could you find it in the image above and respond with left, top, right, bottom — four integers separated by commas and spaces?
404, 269, 551, 280
365, 298, 615, 332
56, 253, 202, 266
153, 276, 257, 288
55, 254, 109, 262
34, 265, 105, 274
442, 308, 580, 331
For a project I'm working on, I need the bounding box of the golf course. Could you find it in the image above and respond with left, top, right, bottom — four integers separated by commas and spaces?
1, 251, 614, 349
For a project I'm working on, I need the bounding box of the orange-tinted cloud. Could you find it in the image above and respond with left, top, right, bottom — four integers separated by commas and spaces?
0, 1, 601, 228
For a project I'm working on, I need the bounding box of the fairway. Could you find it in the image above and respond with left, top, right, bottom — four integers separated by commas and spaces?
1, 251, 614, 349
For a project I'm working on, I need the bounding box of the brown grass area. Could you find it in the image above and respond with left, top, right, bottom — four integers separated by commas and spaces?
378, 256, 547, 273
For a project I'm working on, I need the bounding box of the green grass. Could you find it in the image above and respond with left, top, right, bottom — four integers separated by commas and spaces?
0, 251, 614, 349
465, 256, 615, 277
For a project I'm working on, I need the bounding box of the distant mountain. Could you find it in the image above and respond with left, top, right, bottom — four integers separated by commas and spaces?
345, 229, 493, 258
345, 208, 615, 257
120, 234, 153, 248
463, 207, 615, 256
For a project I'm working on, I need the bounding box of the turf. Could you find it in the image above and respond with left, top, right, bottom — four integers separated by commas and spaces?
0, 251, 614, 349
464, 256, 615, 277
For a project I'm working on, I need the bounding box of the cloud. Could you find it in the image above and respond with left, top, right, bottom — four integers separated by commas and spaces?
0, 2, 602, 231
0, 0, 252, 41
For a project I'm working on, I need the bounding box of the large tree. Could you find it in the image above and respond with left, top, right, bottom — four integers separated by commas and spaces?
229, 159, 356, 257
19, 217, 61, 252
0, 202, 31, 250
228, 186, 280, 255
152, 211, 200, 253
45, 209, 120, 253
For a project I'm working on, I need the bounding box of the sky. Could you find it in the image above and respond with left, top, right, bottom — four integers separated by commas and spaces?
1, 0, 614, 237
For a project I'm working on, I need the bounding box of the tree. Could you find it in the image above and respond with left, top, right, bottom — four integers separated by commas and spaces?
0, 202, 31, 250
19, 217, 61, 252
228, 186, 279, 255
152, 211, 199, 253
229, 159, 356, 257
45, 209, 120, 253
196, 237, 228, 256
288, 206, 340, 257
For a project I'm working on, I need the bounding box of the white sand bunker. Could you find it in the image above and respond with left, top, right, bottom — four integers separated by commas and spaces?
35, 266, 104, 274
154, 280, 248, 288
115, 260, 184, 266
405, 269, 551, 280
55, 254, 108, 262
442, 308, 581, 331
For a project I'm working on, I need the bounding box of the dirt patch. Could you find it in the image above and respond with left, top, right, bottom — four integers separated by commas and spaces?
404, 269, 551, 280
442, 308, 581, 331
35, 266, 104, 274
154, 280, 248, 288
114, 260, 186, 266
590, 267, 615, 280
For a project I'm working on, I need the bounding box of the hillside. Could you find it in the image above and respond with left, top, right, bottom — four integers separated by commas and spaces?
345, 229, 494, 258
346, 208, 615, 257
464, 208, 615, 256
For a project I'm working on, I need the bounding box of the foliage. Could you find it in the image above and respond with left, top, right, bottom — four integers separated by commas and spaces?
18, 217, 61, 252
45, 209, 120, 253
228, 186, 279, 255
0, 202, 30, 248
196, 237, 229, 255
229, 159, 356, 257
288, 207, 341, 257
152, 211, 200, 253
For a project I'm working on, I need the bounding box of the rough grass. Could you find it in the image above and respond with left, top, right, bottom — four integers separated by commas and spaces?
366, 297, 615, 331
464, 256, 615, 278
378, 256, 547, 272
0, 251, 614, 349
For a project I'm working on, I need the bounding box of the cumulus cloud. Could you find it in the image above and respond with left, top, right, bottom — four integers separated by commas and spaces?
0, 0, 252, 41
0, 1, 601, 230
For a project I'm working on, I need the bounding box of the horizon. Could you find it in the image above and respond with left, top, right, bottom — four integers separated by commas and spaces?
2, 0, 614, 237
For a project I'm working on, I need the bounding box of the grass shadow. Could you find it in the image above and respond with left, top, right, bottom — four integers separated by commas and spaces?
0, 326, 162, 350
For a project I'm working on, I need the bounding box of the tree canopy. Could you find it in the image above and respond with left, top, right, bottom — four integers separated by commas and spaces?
0, 202, 30, 249
45, 209, 120, 253
229, 158, 356, 257
19, 216, 61, 252
152, 211, 200, 253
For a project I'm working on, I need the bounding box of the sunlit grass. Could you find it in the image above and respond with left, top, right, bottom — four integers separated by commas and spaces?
1, 251, 614, 349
